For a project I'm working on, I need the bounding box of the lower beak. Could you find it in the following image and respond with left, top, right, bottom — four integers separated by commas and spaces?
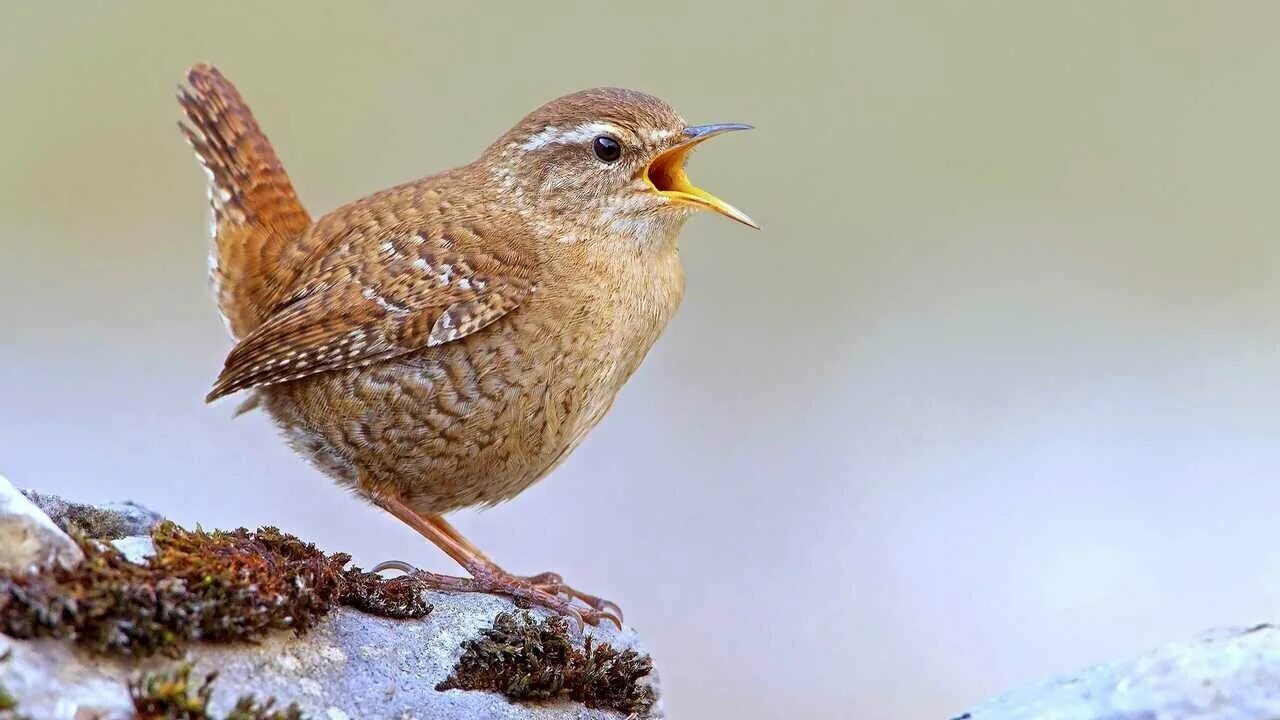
644, 122, 758, 229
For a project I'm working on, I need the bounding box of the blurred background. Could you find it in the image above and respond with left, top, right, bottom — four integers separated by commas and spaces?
3, 2, 1280, 717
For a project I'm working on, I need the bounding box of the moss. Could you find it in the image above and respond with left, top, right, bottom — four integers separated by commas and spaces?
0, 684, 17, 717
0, 652, 29, 720
0, 689, 29, 720
0, 522, 430, 657
130, 663, 304, 720
437, 611, 656, 716
340, 565, 436, 618
0, 700, 29, 720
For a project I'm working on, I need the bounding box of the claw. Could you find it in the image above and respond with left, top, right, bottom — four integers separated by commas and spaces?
587, 606, 624, 630
522, 572, 624, 626
371, 559, 419, 575
597, 599, 624, 625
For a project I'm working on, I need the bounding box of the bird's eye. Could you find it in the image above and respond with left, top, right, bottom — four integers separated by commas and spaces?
592, 135, 622, 163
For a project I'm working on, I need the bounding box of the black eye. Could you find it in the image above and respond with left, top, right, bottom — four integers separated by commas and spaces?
592, 135, 622, 162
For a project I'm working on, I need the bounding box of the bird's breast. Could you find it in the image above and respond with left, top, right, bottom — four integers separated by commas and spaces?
541, 247, 686, 447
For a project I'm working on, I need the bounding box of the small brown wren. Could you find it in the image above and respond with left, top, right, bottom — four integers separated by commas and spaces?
178, 64, 755, 627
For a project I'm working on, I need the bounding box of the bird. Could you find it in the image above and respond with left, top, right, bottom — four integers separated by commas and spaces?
177, 64, 755, 628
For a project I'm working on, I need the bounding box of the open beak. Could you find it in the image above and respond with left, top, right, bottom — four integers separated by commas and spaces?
644, 122, 758, 229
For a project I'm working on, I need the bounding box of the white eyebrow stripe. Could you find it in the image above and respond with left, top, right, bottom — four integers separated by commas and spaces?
520, 121, 626, 151
642, 128, 676, 142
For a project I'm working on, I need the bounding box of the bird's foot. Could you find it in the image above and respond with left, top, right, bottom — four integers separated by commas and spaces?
519, 571, 623, 625
372, 560, 623, 630
477, 566, 624, 630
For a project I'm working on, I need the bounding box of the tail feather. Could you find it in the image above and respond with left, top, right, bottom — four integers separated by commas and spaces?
178, 64, 311, 339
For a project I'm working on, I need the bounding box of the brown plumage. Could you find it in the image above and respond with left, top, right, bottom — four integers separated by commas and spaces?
178, 66, 313, 338
178, 64, 755, 627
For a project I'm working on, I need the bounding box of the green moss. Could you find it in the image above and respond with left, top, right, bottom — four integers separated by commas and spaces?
0, 688, 29, 720
0, 651, 29, 720
0, 522, 430, 657
0, 652, 11, 713
130, 663, 304, 720
437, 611, 656, 716
0, 685, 16, 715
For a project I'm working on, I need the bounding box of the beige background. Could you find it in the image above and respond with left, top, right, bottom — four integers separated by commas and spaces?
3, 2, 1280, 718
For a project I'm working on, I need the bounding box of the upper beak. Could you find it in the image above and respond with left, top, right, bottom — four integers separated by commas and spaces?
644, 122, 758, 229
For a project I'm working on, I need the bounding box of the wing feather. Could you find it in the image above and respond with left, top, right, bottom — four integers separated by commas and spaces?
206, 228, 535, 401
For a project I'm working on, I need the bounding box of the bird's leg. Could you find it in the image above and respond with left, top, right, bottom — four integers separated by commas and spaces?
374, 516, 621, 619
426, 513, 624, 622
367, 490, 622, 629
426, 512, 494, 562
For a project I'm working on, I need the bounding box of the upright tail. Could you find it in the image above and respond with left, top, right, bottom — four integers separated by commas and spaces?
178, 64, 311, 339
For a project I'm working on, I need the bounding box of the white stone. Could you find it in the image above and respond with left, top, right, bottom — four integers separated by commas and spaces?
0, 475, 83, 573
108, 536, 155, 564
957, 625, 1280, 720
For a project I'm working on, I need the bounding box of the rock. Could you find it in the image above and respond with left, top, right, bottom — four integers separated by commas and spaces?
21, 489, 162, 540
0, 475, 83, 574
955, 625, 1280, 720
0, 488, 663, 719
0, 591, 661, 719
108, 534, 156, 564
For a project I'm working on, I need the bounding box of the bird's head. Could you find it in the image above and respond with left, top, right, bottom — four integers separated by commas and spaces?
483, 87, 756, 244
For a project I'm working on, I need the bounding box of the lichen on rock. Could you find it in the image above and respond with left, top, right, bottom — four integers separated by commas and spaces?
21, 490, 162, 541
438, 610, 657, 716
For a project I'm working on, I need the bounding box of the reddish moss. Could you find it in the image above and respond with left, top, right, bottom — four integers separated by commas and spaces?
0, 522, 430, 657
437, 611, 656, 716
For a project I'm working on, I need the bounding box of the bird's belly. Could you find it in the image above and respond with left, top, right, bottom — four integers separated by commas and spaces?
259, 327, 627, 514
